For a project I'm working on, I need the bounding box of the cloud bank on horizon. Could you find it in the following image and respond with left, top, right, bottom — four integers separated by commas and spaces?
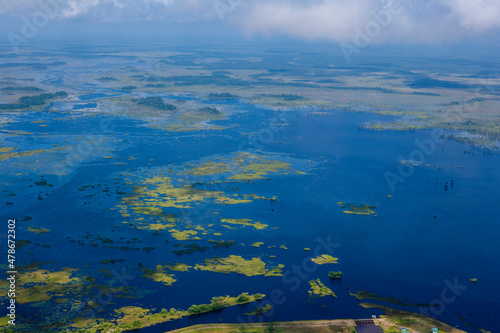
1, 0, 499, 44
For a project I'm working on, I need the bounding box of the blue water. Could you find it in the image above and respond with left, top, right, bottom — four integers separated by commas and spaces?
1, 107, 498, 332
72, 103, 97, 110
78, 93, 111, 101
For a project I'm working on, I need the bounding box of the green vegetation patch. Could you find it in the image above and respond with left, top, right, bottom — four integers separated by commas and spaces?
311, 254, 338, 265
189, 161, 229, 176
0, 146, 66, 162
71, 293, 265, 332
328, 271, 343, 279
308, 279, 336, 298
244, 304, 272, 316
165, 263, 192, 272
221, 218, 268, 230
351, 291, 435, 307
230, 158, 291, 181
0, 91, 67, 110
337, 202, 377, 216
208, 239, 236, 248
135, 96, 176, 111
194, 255, 284, 277
173, 243, 209, 256
0, 266, 82, 304
208, 92, 239, 99
142, 265, 177, 286
27, 227, 50, 234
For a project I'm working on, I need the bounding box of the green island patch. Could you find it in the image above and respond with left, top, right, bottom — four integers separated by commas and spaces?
169, 229, 200, 241
328, 271, 343, 279
309, 279, 336, 298
229, 158, 291, 181
337, 202, 377, 216
27, 227, 50, 234
194, 255, 284, 277
0, 146, 66, 162
0, 266, 82, 305
221, 218, 268, 230
311, 254, 338, 265
70, 293, 265, 332
141, 265, 177, 286
350, 291, 436, 307
244, 304, 272, 316
189, 161, 229, 176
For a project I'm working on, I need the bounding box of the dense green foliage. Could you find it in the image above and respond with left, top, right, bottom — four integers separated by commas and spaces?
136, 96, 176, 111
236, 294, 251, 303
208, 239, 236, 248
199, 107, 220, 115
187, 297, 228, 314
328, 271, 343, 279
0, 91, 67, 109
2, 86, 43, 92
263, 94, 304, 101
208, 92, 239, 99
172, 243, 209, 255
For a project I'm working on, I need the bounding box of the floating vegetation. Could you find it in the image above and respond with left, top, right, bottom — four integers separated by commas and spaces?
208, 239, 236, 248
244, 304, 272, 316
208, 92, 239, 99
142, 265, 177, 286
194, 255, 284, 277
169, 229, 200, 241
229, 158, 291, 181
0, 146, 66, 162
309, 279, 336, 297
0, 266, 82, 305
350, 291, 435, 307
173, 243, 209, 256
27, 227, 50, 234
311, 254, 338, 265
221, 218, 268, 230
189, 161, 229, 176
165, 263, 192, 272
360, 121, 428, 132
251, 242, 264, 248
135, 96, 176, 111
71, 293, 265, 332
337, 202, 377, 216
328, 271, 343, 279
121, 176, 252, 211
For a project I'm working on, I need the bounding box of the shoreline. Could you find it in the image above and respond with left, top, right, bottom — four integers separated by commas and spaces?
165, 303, 469, 333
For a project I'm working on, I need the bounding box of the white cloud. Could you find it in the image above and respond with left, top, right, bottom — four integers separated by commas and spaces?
444, 0, 500, 33
0, 0, 499, 43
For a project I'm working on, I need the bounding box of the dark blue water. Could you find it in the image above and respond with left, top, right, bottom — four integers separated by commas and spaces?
1, 107, 498, 332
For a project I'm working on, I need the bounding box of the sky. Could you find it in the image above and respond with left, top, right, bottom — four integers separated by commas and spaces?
0, 0, 499, 47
